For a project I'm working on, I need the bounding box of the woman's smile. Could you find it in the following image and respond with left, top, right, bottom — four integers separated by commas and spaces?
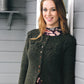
46, 17, 53, 22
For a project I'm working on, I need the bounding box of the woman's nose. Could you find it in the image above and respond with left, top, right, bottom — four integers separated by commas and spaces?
47, 10, 51, 16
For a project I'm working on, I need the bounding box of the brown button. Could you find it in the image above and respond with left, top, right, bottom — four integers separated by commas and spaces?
38, 69, 40, 73
40, 56, 42, 58
38, 65, 40, 68
41, 80, 43, 82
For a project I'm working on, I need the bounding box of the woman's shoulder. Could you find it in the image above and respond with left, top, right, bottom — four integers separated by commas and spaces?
28, 29, 39, 35
62, 33, 76, 45
27, 29, 39, 38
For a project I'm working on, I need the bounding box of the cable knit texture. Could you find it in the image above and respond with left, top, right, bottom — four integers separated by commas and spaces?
18, 29, 76, 84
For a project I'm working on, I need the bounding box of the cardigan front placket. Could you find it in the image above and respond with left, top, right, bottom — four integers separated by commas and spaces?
35, 35, 49, 84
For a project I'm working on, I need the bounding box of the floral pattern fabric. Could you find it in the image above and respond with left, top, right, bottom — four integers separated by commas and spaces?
44, 27, 62, 36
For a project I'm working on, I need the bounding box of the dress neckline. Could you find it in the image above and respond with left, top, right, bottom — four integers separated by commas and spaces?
46, 27, 60, 31
44, 27, 62, 37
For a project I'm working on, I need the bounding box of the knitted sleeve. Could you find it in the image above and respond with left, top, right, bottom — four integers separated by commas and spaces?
63, 35, 76, 84
18, 32, 30, 84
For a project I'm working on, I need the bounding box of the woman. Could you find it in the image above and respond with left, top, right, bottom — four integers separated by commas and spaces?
18, 0, 76, 84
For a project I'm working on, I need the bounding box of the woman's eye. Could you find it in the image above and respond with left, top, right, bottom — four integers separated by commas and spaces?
51, 9, 56, 11
43, 9, 47, 11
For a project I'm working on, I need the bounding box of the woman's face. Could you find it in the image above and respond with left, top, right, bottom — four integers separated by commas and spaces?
42, 0, 59, 28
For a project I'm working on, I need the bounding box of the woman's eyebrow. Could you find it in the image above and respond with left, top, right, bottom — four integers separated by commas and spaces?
51, 7, 56, 8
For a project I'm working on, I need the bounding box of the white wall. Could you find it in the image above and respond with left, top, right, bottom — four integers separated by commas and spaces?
26, 0, 36, 34
74, 0, 84, 84
0, 0, 26, 84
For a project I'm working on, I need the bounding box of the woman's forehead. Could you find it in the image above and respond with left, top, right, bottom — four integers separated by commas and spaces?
43, 0, 56, 8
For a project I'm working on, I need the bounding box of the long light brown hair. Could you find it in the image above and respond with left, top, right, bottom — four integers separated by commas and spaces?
31, 0, 69, 40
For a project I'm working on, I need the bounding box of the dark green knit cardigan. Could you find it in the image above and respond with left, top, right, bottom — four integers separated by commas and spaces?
18, 29, 76, 84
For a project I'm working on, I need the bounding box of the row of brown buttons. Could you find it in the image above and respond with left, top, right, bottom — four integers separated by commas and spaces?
37, 40, 47, 82
37, 38, 48, 82
39, 56, 41, 71
38, 45, 44, 73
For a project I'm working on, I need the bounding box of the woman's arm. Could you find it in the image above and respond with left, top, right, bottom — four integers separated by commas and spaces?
63, 35, 76, 84
18, 34, 29, 84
